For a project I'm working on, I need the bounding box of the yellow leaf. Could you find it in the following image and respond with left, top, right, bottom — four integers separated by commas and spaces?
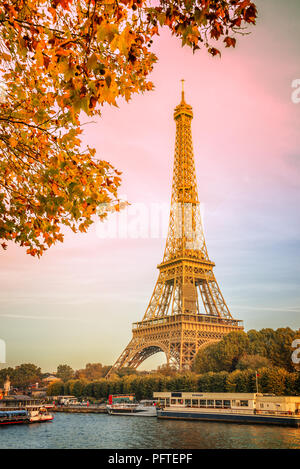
9, 137, 18, 148
2, 52, 11, 62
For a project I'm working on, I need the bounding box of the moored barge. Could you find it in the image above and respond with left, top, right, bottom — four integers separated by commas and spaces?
154, 392, 300, 427
106, 395, 157, 416
0, 395, 54, 425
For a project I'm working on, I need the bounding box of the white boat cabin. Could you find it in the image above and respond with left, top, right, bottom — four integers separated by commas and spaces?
153, 392, 300, 415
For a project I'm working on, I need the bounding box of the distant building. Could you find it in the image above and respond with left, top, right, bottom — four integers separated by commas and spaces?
31, 389, 47, 398
0, 395, 43, 408
42, 375, 61, 386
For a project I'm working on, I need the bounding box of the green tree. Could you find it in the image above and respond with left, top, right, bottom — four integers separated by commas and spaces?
226, 369, 255, 393
284, 373, 298, 396
247, 327, 300, 371
0, 367, 15, 388
209, 371, 228, 392
193, 328, 300, 374
116, 367, 138, 378
193, 332, 249, 373
294, 372, 300, 395
156, 364, 178, 376
75, 363, 111, 380
13, 363, 42, 388
258, 367, 288, 395
56, 364, 74, 382
197, 372, 216, 392
69, 379, 88, 398
92, 380, 109, 400
47, 380, 64, 396
236, 354, 271, 370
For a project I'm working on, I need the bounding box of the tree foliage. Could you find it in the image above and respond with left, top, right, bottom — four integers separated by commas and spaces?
47, 379, 64, 396
0, 0, 257, 255
193, 328, 300, 374
0, 363, 42, 388
236, 354, 271, 371
247, 327, 299, 372
193, 331, 249, 373
75, 362, 111, 380
56, 363, 74, 382
46, 368, 300, 399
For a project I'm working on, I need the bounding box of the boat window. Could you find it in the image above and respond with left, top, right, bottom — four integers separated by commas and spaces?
199, 400, 206, 407
171, 399, 176, 405
215, 400, 222, 407
240, 400, 249, 407
178, 399, 184, 405
185, 399, 191, 407
192, 399, 198, 407
207, 400, 214, 407
223, 400, 231, 408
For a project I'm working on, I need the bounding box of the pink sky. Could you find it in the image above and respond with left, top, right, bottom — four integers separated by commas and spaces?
1, 0, 300, 372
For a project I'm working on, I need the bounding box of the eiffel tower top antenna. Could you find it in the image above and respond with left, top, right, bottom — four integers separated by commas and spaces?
181, 79, 185, 102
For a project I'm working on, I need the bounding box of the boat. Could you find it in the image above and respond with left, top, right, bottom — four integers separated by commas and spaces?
154, 392, 300, 427
107, 403, 140, 414
106, 395, 157, 416
0, 395, 54, 425
0, 410, 29, 425
27, 406, 54, 423
0, 407, 53, 425
106, 394, 139, 414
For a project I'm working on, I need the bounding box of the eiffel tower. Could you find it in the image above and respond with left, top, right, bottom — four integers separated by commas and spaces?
106, 83, 243, 378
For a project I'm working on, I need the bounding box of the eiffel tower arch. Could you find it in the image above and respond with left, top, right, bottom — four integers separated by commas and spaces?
106, 83, 243, 378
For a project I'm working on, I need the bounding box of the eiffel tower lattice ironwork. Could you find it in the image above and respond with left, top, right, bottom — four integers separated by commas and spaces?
106, 83, 243, 378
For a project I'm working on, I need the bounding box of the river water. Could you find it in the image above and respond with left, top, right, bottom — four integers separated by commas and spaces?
0, 413, 299, 449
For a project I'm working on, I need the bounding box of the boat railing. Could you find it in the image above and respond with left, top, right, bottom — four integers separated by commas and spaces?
159, 405, 299, 417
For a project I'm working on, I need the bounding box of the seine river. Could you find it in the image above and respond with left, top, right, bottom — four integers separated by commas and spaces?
0, 413, 300, 449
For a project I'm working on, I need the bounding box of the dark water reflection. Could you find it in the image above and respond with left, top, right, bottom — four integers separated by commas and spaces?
0, 413, 299, 449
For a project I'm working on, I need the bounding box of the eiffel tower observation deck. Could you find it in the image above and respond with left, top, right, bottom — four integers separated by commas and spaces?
106, 83, 243, 377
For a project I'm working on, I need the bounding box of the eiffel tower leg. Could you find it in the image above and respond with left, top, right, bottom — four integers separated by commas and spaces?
142, 272, 174, 320
199, 273, 232, 319
106, 337, 170, 379
105, 338, 137, 378
179, 329, 183, 370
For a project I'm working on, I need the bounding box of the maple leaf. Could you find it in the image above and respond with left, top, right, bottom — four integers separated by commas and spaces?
224, 37, 237, 48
